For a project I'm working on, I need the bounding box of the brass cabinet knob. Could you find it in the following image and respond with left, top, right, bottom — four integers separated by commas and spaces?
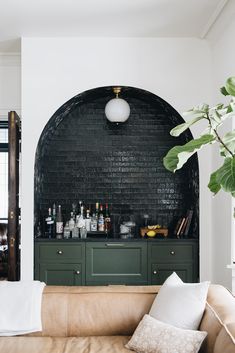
75, 270, 80, 275
57, 250, 63, 255
153, 270, 157, 275
170, 251, 175, 255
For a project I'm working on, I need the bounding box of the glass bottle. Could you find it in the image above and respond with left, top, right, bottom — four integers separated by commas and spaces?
104, 203, 111, 234
90, 213, 98, 231
85, 208, 91, 232
98, 204, 105, 232
63, 221, 70, 239
56, 205, 63, 239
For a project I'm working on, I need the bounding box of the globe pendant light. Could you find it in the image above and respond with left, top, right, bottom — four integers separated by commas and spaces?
105, 87, 130, 123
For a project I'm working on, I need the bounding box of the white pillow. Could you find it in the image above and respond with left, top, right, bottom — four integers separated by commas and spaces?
149, 272, 210, 330
126, 314, 207, 353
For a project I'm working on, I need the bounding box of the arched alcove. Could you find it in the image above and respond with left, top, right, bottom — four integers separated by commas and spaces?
34, 86, 199, 237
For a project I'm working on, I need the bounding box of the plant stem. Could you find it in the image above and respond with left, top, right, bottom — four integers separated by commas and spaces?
206, 113, 234, 157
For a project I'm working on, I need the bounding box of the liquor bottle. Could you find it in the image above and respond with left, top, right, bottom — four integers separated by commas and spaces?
69, 212, 75, 232
104, 203, 111, 234
85, 208, 91, 232
90, 213, 98, 231
72, 216, 79, 238
95, 202, 99, 220
77, 202, 86, 230
45, 208, 54, 238
98, 204, 105, 232
63, 222, 70, 239
52, 203, 57, 237
56, 205, 63, 238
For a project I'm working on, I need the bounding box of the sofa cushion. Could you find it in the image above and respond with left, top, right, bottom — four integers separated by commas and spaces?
0, 336, 130, 353
126, 314, 207, 353
199, 285, 235, 353
149, 272, 209, 330
36, 285, 160, 337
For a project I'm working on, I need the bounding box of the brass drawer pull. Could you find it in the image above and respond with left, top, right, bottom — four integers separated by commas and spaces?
57, 250, 63, 255
153, 270, 157, 275
170, 251, 175, 255
75, 270, 80, 275
105, 243, 125, 247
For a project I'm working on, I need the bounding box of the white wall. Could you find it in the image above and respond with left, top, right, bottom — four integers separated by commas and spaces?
0, 54, 21, 119
21, 37, 213, 281
207, 1, 235, 288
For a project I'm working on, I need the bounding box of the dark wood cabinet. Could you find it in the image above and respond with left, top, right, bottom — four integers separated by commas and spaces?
34, 239, 198, 286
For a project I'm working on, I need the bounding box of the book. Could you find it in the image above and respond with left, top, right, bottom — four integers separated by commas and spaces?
180, 215, 188, 236
174, 218, 182, 236
177, 217, 186, 238
184, 210, 193, 236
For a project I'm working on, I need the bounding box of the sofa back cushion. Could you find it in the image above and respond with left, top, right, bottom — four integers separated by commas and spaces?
38, 286, 159, 337
199, 285, 235, 353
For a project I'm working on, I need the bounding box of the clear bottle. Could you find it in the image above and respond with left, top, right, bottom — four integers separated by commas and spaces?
90, 213, 98, 231
85, 208, 91, 232
63, 222, 70, 239
69, 212, 75, 232
56, 205, 63, 238
98, 204, 105, 232
72, 216, 79, 238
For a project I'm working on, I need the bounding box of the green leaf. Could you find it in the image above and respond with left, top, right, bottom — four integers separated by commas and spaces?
163, 134, 215, 172
170, 115, 204, 137
208, 171, 221, 195
220, 130, 235, 157
225, 77, 235, 96
220, 86, 229, 96
216, 157, 235, 194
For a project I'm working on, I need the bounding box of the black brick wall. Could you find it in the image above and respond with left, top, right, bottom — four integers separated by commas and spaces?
34, 86, 199, 237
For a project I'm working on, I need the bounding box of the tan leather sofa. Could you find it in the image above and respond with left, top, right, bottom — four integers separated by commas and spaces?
0, 284, 234, 353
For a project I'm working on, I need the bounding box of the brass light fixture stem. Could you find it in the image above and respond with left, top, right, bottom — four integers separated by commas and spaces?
113, 87, 121, 98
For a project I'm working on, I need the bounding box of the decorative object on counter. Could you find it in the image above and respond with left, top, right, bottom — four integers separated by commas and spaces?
163, 76, 235, 216
105, 87, 130, 123
140, 225, 168, 238
119, 215, 136, 239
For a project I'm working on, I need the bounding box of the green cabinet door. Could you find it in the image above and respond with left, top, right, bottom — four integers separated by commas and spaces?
39, 263, 83, 285
150, 263, 193, 285
86, 241, 147, 285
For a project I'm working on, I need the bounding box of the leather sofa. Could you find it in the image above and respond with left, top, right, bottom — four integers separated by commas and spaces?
0, 284, 234, 353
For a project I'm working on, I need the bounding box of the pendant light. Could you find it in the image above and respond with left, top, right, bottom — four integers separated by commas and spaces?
105, 87, 130, 123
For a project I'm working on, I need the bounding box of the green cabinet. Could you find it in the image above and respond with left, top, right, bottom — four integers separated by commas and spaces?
35, 239, 198, 286
86, 242, 147, 285
34, 241, 85, 285
148, 241, 198, 284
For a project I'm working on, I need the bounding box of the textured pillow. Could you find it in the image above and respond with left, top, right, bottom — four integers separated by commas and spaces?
149, 272, 210, 330
126, 314, 207, 353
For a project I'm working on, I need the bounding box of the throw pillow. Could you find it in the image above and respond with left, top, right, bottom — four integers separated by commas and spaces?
126, 314, 207, 353
149, 272, 210, 330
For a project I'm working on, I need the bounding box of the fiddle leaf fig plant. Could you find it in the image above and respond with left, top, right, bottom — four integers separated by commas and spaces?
163, 77, 235, 199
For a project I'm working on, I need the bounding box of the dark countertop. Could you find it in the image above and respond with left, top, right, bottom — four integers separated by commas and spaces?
35, 236, 198, 242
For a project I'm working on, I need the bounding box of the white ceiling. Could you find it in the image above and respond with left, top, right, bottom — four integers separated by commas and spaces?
0, 0, 229, 52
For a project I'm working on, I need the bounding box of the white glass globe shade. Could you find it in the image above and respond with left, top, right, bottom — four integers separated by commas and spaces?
105, 98, 130, 123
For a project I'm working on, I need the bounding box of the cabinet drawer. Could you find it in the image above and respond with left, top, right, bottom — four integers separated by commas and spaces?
149, 243, 195, 263
86, 242, 147, 284
37, 243, 84, 262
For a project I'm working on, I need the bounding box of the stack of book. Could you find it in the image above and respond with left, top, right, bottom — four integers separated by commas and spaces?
174, 210, 193, 238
